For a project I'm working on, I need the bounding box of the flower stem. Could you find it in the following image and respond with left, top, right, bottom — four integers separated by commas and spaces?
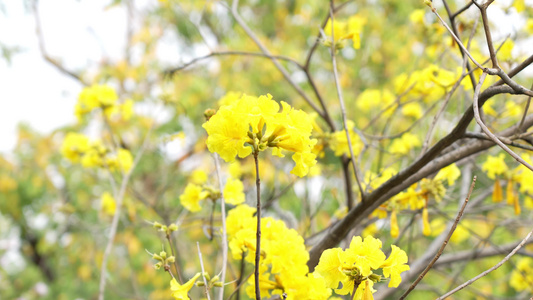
253, 151, 261, 300
350, 281, 359, 300
166, 233, 183, 283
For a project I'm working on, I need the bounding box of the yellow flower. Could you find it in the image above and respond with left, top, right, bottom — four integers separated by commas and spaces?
202, 107, 253, 162
80, 141, 107, 169
492, 179, 503, 202
498, 39, 515, 62
101, 192, 116, 216
390, 133, 421, 155
510, 258, 533, 292
324, 15, 366, 50
434, 164, 461, 186
107, 148, 133, 172
380, 245, 410, 287
409, 9, 426, 25
218, 91, 242, 107
0, 175, 17, 192
401, 103, 423, 119
170, 273, 201, 300
75, 84, 118, 120
314, 248, 345, 289
179, 184, 209, 212
422, 207, 431, 236
226, 204, 256, 236
190, 170, 208, 185
482, 153, 508, 179
223, 178, 245, 205
390, 210, 399, 238
345, 236, 386, 277
61, 132, 90, 163
329, 120, 363, 158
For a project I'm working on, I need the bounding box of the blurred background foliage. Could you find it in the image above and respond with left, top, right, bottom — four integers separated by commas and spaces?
1, 0, 533, 299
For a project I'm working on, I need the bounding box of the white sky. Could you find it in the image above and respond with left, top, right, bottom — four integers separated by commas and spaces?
0, 0, 129, 153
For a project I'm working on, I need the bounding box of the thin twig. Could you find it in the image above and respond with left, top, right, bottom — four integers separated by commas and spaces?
253, 152, 262, 300
518, 83, 533, 132
166, 233, 183, 283
437, 226, 533, 299
165, 51, 304, 76
473, 72, 533, 172
32, 0, 87, 85
399, 176, 476, 299
229, 0, 329, 125
197, 242, 212, 300
213, 154, 228, 300
98, 128, 152, 300
328, 1, 365, 204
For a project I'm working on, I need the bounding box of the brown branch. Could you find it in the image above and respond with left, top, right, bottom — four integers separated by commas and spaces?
473, 72, 533, 172
165, 51, 304, 76
328, 1, 365, 204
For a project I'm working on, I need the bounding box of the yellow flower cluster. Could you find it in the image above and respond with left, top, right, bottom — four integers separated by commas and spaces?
510, 257, 533, 292
386, 164, 461, 237
179, 171, 245, 212
394, 64, 462, 102
389, 133, 421, 155
61, 132, 133, 172
482, 153, 533, 214
203, 94, 317, 177
314, 236, 409, 299
329, 120, 364, 158
75, 84, 133, 122
226, 205, 331, 299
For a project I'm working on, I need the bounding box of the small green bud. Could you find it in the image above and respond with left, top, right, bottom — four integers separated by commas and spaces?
153, 262, 162, 270
210, 275, 220, 284
168, 224, 178, 232
159, 251, 167, 260
258, 143, 268, 151
213, 282, 223, 288
160, 225, 168, 232
152, 254, 162, 261
196, 281, 205, 287
203, 272, 211, 281
368, 273, 382, 283
166, 256, 175, 264
247, 131, 255, 140
153, 221, 163, 229
204, 109, 216, 121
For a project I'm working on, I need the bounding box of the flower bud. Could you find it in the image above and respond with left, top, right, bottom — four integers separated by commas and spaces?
204, 109, 216, 121
153, 221, 163, 229
168, 224, 178, 232
152, 254, 162, 261
368, 274, 382, 283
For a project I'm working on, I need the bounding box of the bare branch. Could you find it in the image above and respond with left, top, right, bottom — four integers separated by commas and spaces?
473, 72, 533, 172
437, 227, 533, 299
328, 1, 365, 204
